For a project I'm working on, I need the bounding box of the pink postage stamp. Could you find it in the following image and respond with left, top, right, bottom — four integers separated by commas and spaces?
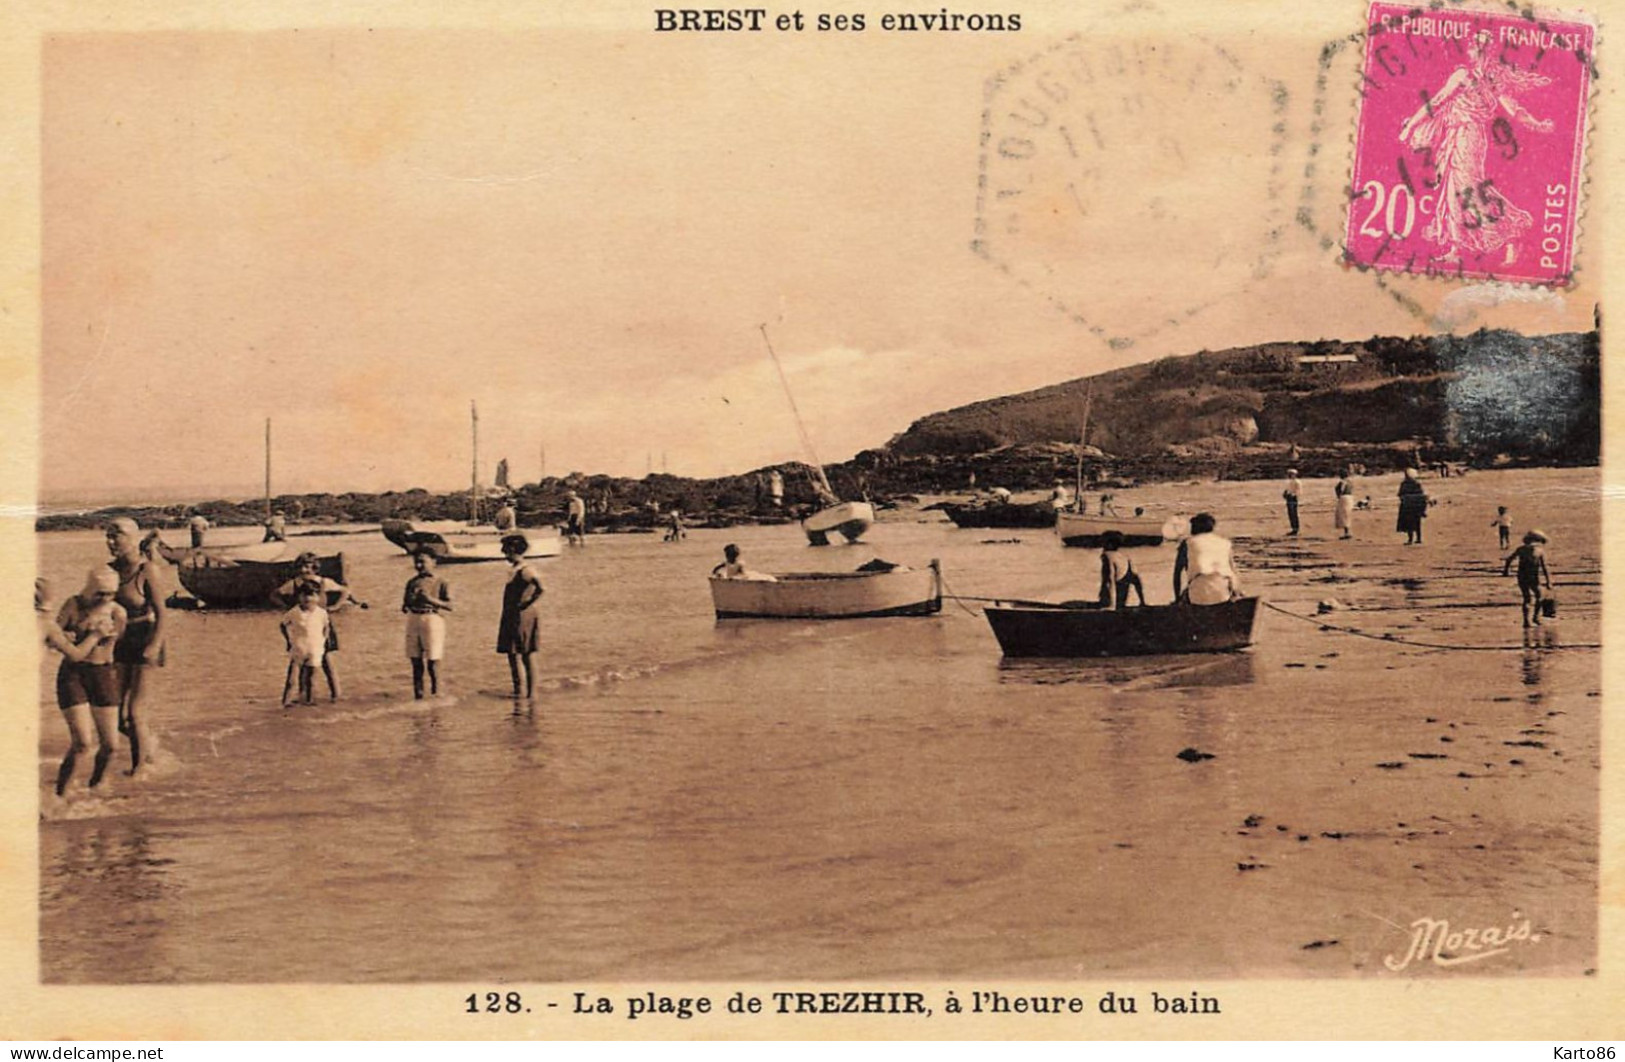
1345, 3, 1594, 285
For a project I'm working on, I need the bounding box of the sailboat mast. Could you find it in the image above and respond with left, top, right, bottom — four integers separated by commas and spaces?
758, 324, 832, 495
1075, 382, 1094, 507
470, 400, 480, 525
264, 418, 272, 521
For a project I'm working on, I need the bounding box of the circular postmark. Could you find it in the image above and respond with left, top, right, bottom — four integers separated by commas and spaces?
973, 29, 1291, 351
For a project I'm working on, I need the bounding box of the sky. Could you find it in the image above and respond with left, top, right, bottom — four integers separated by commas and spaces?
40, 9, 1599, 501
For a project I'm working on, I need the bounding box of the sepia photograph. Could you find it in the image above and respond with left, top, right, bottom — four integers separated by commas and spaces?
7, 0, 1621, 1040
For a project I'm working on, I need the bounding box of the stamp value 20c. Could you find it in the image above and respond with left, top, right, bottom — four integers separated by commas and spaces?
1346, 3, 1594, 286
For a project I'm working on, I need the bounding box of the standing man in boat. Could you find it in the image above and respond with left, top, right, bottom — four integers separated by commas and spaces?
1283, 469, 1302, 536
1172, 512, 1242, 605
187, 510, 210, 548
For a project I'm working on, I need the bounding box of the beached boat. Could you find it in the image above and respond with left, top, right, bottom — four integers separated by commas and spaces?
984, 596, 1260, 657
710, 561, 941, 619
941, 500, 1058, 529
157, 543, 348, 610
802, 500, 875, 546
757, 324, 874, 546
381, 520, 562, 563
1055, 509, 1179, 547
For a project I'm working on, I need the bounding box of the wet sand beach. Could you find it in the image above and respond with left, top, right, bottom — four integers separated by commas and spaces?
37, 466, 1598, 982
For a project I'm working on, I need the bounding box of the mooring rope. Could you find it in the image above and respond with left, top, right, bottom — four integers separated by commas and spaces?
1259, 600, 1601, 652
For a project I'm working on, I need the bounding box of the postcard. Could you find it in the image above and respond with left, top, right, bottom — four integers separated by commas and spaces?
5, 0, 1621, 1041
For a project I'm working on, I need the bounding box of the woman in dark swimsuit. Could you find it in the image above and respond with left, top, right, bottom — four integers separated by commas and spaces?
106, 517, 167, 774
496, 534, 544, 701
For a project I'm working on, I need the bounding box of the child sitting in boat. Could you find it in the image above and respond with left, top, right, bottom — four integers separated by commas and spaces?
711, 544, 776, 582
1098, 531, 1146, 610
279, 582, 331, 706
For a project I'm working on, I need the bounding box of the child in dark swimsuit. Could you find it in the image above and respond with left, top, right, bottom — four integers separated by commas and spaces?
1503, 530, 1552, 628
1098, 530, 1146, 610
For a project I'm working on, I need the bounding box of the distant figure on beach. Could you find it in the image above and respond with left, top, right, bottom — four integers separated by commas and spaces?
1333, 468, 1355, 539
564, 491, 587, 546
187, 511, 209, 548
1283, 469, 1301, 536
665, 510, 686, 542
711, 543, 775, 582
50, 568, 127, 795
497, 534, 544, 701
1504, 530, 1553, 628
1100, 494, 1119, 517
270, 553, 367, 701
263, 510, 287, 543
1492, 506, 1512, 550
1098, 530, 1145, 610
106, 517, 167, 775
402, 552, 453, 699
493, 498, 517, 532
1172, 513, 1240, 605
1397, 468, 1429, 545
1049, 482, 1072, 511
138, 531, 187, 606
769, 470, 785, 508
279, 583, 330, 707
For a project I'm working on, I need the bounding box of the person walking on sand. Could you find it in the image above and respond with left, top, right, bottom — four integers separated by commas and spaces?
1283, 469, 1302, 536
1172, 513, 1241, 605
270, 553, 368, 701
1098, 530, 1146, 610
1504, 530, 1553, 628
497, 534, 544, 701
564, 491, 587, 546
106, 517, 167, 776
278, 583, 330, 706
1397, 467, 1428, 545
1492, 506, 1512, 550
402, 552, 453, 699
1333, 468, 1355, 539
49, 568, 128, 796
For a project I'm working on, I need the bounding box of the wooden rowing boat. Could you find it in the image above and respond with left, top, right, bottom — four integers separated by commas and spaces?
984, 596, 1260, 656
1055, 509, 1178, 547
381, 520, 562, 563
711, 560, 941, 619
156, 543, 348, 610
941, 501, 1057, 529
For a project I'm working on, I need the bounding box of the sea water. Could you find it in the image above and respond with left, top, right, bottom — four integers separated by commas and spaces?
37, 467, 1600, 982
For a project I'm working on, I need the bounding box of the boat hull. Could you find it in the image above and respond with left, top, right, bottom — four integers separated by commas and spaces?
172, 549, 348, 610
985, 596, 1260, 657
1055, 510, 1175, 547
382, 521, 562, 563
802, 501, 874, 546
941, 502, 1057, 529
711, 564, 941, 619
